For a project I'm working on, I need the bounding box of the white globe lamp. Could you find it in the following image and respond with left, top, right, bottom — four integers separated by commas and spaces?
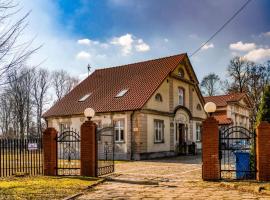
84, 108, 95, 120
204, 102, 216, 116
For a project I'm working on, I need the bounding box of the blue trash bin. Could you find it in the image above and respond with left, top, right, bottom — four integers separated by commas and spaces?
234, 152, 250, 179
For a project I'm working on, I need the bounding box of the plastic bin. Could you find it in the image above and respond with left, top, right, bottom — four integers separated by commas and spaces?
234, 152, 250, 179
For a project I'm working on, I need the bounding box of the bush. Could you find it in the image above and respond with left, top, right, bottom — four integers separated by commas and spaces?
256, 85, 270, 124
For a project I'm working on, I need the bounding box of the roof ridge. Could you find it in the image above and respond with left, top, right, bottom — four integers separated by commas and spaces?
204, 92, 245, 98
95, 53, 186, 71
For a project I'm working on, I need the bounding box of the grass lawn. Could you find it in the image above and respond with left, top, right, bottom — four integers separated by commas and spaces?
0, 176, 101, 200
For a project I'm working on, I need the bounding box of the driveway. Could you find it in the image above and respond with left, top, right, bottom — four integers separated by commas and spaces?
78, 156, 269, 200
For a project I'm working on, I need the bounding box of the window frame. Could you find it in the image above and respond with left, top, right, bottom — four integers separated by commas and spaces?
155, 93, 163, 102
114, 119, 125, 143
178, 68, 185, 78
196, 123, 202, 142
178, 87, 185, 106
154, 119, 165, 143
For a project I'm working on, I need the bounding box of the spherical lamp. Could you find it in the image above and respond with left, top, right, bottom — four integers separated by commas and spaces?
204, 102, 217, 116
84, 108, 95, 120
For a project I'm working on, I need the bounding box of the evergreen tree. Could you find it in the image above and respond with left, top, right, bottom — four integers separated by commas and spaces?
256, 85, 270, 124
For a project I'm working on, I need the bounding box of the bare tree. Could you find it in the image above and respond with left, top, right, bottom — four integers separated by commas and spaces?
32, 68, 50, 137
52, 70, 79, 101
227, 57, 250, 93
0, 0, 39, 86
200, 73, 221, 96
0, 91, 13, 137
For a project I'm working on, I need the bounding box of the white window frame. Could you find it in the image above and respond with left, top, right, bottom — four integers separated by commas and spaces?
178, 88, 184, 106
114, 120, 125, 142
78, 93, 91, 102
196, 123, 201, 141
116, 89, 129, 97
154, 120, 164, 143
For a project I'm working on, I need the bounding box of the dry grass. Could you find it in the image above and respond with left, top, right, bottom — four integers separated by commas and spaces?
0, 176, 100, 200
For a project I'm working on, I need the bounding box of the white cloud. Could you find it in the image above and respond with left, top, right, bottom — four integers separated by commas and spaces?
262, 32, 270, 37
77, 38, 100, 46
201, 43, 214, 50
229, 41, 256, 52
111, 33, 134, 55
164, 38, 169, 42
135, 39, 150, 52
243, 48, 270, 62
76, 51, 91, 60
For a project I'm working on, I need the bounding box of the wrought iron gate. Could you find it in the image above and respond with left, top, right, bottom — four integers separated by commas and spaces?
57, 129, 80, 175
96, 127, 115, 176
219, 126, 256, 180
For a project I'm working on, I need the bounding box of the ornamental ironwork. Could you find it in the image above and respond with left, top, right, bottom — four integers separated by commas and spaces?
219, 126, 256, 180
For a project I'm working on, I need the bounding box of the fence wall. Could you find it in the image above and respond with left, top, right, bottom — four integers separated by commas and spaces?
0, 138, 43, 177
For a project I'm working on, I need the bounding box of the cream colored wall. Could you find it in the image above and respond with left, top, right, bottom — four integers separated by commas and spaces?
192, 87, 207, 119
146, 114, 171, 152
172, 79, 190, 108
47, 112, 129, 153
172, 64, 190, 80
144, 79, 170, 112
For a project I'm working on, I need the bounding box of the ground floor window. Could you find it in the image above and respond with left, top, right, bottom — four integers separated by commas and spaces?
196, 123, 201, 141
154, 120, 164, 143
59, 123, 70, 133
115, 120, 125, 142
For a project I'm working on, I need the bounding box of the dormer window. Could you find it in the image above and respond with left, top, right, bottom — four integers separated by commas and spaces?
178, 68, 184, 78
155, 93, 163, 102
78, 93, 91, 102
116, 89, 129, 97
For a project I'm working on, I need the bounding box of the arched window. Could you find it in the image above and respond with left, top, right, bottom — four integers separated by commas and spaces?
178, 68, 185, 78
178, 87, 185, 106
155, 93, 163, 102
197, 104, 202, 111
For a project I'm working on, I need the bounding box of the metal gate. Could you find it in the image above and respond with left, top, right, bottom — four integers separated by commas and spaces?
219, 126, 256, 180
57, 129, 80, 176
96, 127, 115, 176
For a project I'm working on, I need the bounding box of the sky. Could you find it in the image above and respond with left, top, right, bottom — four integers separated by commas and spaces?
19, 0, 270, 81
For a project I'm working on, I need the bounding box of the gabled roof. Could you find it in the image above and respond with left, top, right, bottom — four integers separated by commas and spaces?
214, 112, 232, 125
204, 93, 247, 107
44, 53, 199, 118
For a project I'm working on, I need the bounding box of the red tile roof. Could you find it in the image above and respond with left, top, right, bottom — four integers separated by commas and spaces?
43, 53, 194, 118
204, 93, 246, 107
213, 112, 232, 125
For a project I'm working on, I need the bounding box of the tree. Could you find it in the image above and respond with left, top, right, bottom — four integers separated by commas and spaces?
256, 85, 270, 124
200, 73, 221, 96
227, 56, 249, 93
0, 0, 39, 86
52, 70, 79, 101
32, 68, 50, 137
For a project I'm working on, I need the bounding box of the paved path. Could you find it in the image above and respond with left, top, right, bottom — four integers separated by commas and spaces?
78, 156, 270, 200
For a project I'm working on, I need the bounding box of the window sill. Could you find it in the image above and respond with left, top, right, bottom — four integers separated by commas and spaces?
154, 141, 165, 144
115, 141, 125, 144
196, 140, 201, 143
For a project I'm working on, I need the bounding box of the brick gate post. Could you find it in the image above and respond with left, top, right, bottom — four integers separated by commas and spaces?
81, 119, 97, 177
256, 121, 270, 181
202, 117, 220, 181
43, 128, 57, 176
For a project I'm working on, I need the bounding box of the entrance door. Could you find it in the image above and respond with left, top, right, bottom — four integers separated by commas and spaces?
178, 124, 186, 154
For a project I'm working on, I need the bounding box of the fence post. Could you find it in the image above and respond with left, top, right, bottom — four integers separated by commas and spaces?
81, 119, 97, 177
202, 117, 220, 181
256, 121, 270, 181
43, 128, 57, 176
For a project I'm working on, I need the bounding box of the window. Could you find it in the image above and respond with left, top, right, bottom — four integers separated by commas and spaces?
116, 89, 129, 97
178, 68, 184, 78
197, 104, 202, 111
59, 123, 70, 133
155, 93, 163, 102
178, 87, 184, 106
78, 93, 91, 102
154, 120, 164, 143
196, 123, 201, 141
115, 120, 125, 142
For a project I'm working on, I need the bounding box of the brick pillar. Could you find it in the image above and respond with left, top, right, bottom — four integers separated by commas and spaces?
43, 128, 57, 176
81, 120, 97, 177
256, 121, 270, 181
202, 117, 220, 181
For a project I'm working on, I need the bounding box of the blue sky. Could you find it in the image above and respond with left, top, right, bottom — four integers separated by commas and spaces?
21, 0, 270, 81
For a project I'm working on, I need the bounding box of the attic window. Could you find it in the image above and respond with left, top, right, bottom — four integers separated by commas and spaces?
178, 68, 184, 78
116, 89, 129, 97
155, 93, 163, 102
78, 93, 91, 102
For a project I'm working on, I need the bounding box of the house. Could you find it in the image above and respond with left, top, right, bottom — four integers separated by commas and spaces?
204, 93, 251, 129
43, 53, 206, 160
